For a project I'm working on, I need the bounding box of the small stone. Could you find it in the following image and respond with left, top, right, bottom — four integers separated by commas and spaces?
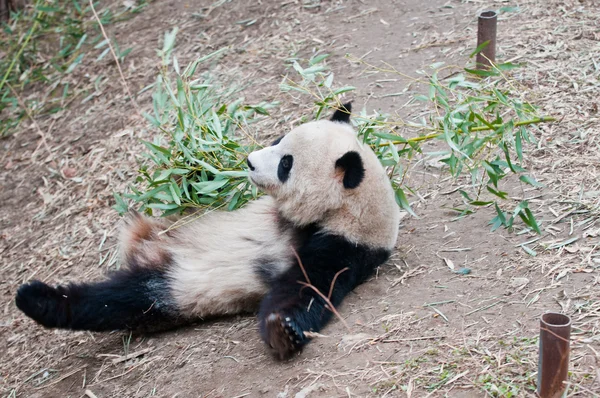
509, 277, 529, 288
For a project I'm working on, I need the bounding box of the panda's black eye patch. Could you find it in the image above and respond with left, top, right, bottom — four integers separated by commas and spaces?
278, 155, 293, 183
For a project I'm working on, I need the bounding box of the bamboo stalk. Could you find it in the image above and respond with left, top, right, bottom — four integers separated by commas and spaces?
377, 116, 556, 147
0, 0, 42, 93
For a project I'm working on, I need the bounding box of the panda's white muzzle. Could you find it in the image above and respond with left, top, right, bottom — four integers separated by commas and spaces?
247, 147, 282, 193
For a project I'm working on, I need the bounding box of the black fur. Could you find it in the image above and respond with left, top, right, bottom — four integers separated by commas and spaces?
330, 102, 352, 124
15, 265, 180, 332
277, 154, 293, 183
335, 151, 365, 189
276, 215, 321, 249
255, 222, 321, 285
246, 158, 255, 171
271, 136, 284, 146
258, 233, 390, 359
254, 257, 283, 285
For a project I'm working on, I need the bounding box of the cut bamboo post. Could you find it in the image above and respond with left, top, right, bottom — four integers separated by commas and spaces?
537, 312, 571, 398
476, 10, 498, 69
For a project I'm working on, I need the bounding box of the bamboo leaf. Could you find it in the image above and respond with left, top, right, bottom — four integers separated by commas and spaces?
470, 40, 490, 58
112, 193, 129, 215
521, 245, 537, 256
523, 207, 541, 234
373, 132, 407, 142
487, 185, 508, 199
332, 86, 356, 95
395, 187, 418, 218
309, 54, 329, 65
465, 68, 498, 77
519, 175, 544, 187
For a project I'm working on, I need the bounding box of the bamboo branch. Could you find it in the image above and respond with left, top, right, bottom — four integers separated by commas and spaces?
377, 116, 556, 147
328, 267, 349, 301
291, 246, 311, 285
298, 281, 351, 331
0, 0, 41, 94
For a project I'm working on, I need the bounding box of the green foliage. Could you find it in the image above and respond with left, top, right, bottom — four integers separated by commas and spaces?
115, 29, 278, 216
476, 374, 522, 397
123, 34, 554, 234
279, 54, 553, 232
0, 0, 146, 136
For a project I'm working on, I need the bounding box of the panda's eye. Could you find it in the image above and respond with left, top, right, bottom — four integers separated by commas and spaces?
277, 155, 293, 183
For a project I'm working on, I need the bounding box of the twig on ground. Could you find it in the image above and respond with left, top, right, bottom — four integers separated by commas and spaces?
88, 0, 141, 117
5, 82, 52, 158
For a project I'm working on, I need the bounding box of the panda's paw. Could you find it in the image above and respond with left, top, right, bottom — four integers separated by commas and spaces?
264, 312, 305, 360
16, 281, 65, 328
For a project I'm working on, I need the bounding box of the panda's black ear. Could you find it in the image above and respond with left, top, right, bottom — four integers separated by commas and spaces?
330, 102, 352, 124
271, 135, 284, 146
335, 151, 364, 189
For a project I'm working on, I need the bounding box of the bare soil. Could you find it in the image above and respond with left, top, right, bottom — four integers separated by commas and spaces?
1, 1, 599, 397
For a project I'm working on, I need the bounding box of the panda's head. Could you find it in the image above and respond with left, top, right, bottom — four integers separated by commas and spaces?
247, 104, 384, 227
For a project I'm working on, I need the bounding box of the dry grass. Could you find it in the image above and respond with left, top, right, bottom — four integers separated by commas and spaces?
1, 0, 599, 397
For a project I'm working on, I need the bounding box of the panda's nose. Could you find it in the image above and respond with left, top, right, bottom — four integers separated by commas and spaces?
247, 158, 255, 171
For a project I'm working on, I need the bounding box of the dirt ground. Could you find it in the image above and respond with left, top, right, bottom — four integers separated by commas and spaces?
1, 0, 599, 397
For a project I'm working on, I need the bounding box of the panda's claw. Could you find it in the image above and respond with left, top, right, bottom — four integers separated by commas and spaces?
265, 313, 305, 360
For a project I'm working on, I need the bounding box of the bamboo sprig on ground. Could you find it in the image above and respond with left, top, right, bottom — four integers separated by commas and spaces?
380, 116, 557, 147
281, 53, 555, 233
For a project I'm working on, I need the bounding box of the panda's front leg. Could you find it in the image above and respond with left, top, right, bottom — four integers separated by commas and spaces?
258, 268, 353, 360
257, 234, 374, 360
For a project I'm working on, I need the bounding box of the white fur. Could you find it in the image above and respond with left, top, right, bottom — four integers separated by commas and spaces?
165, 197, 294, 317
248, 120, 400, 249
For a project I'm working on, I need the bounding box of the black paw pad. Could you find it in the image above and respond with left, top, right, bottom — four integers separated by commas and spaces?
264, 313, 305, 360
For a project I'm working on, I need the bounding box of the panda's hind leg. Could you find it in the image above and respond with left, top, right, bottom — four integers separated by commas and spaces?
16, 213, 184, 332
16, 265, 182, 332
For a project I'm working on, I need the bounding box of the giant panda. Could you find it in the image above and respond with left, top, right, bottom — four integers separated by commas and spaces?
15, 104, 401, 359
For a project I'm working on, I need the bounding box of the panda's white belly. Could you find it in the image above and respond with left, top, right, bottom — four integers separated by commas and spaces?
165, 197, 295, 317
